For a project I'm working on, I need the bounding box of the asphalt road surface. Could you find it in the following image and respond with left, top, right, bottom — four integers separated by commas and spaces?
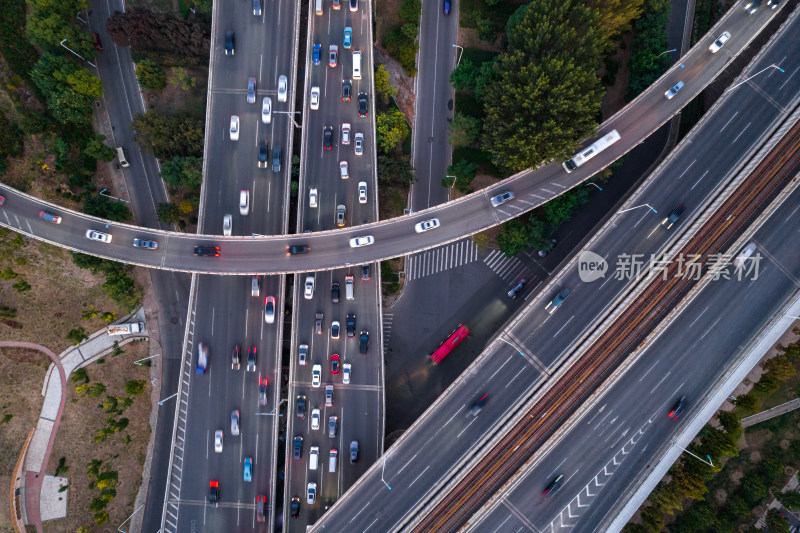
306, 9, 800, 530
0, 4, 781, 273
161, 0, 299, 530
284, 1, 383, 529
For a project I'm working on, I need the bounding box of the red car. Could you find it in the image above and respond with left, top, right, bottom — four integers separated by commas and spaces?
93, 32, 103, 52
331, 354, 340, 375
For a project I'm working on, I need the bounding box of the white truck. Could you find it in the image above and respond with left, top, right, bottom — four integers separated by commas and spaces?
107, 322, 144, 336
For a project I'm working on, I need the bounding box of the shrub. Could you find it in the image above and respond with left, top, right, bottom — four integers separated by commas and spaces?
125, 380, 146, 395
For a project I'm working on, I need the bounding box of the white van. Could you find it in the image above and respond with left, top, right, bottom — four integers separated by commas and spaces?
315, 0, 323, 15
116, 147, 130, 168
329, 449, 337, 473
345, 275, 354, 300
309, 446, 319, 470
352, 51, 362, 80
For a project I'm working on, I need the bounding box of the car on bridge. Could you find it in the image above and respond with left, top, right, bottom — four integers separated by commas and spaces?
293, 435, 303, 459
542, 474, 564, 497
668, 396, 686, 420
133, 238, 158, 249
312, 43, 321, 65
196, 343, 208, 374
664, 80, 684, 100
264, 296, 275, 324
231, 410, 240, 435
261, 96, 271, 123
214, 430, 223, 453
343, 27, 352, 49
310, 86, 320, 110
414, 218, 440, 233
311, 408, 320, 430
545, 287, 570, 315
243, 457, 252, 482
291, 496, 301, 518
298, 344, 308, 366
39, 211, 62, 224
278, 75, 288, 102
86, 230, 112, 244
468, 394, 489, 417
307, 482, 317, 504
359, 330, 369, 354
346, 314, 356, 338
229, 115, 239, 141
259, 377, 268, 406
247, 77, 257, 103
349, 235, 374, 248
296, 395, 306, 419
247, 347, 257, 371
358, 92, 368, 117
208, 481, 219, 506
662, 203, 685, 229
490, 190, 514, 206
331, 354, 340, 374
342, 363, 351, 384
231, 345, 241, 370
194, 246, 220, 257
709, 31, 730, 53
258, 141, 268, 168
312, 364, 322, 387
287, 244, 310, 255
225, 32, 234, 55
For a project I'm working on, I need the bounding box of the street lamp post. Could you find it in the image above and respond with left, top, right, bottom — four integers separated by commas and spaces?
99, 188, 130, 203
727, 64, 785, 92
117, 503, 144, 533
134, 353, 160, 365
585, 182, 603, 191
275, 110, 302, 128
381, 455, 392, 490
60, 38, 96, 68
619, 204, 658, 215
657, 48, 677, 58
445, 174, 457, 189
451, 44, 464, 68
158, 392, 178, 405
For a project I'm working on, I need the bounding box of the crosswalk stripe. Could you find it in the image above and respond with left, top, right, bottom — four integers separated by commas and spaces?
483, 249, 533, 285
405, 239, 479, 280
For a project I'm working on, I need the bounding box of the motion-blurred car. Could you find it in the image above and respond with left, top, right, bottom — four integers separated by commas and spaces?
86, 230, 112, 243
708, 31, 730, 53
259, 378, 267, 406
247, 77, 257, 103
287, 244, 310, 255
258, 141, 268, 168
668, 396, 686, 420
490, 190, 514, 206
229, 115, 240, 141
542, 474, 564, 497
443, 0, 450, 14
664, 81, 684, 100
231, 410, 240, 435
264, 296, 275, 323
359, 330, 369, 354
310, 86, 320, 110
261, 97, 271, 123
133, 238, 158, 249
247, 347, 257, 371
214, 430, 223, 452
507, 279, 526, 299
225, 32, 235, 55
243, 457, 252, 482
231, 345, 241, 370
468, 393, 489, 416
208, 481, 219, 506
194, 246, 220, 257
662, 203, 685, 229
278, 75, 288, 102
196, 343, 209, 374
545, 287, 570, 314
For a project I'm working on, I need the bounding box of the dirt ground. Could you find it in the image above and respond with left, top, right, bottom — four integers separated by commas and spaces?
146, 67, 208, 119
44, 341, 152, 532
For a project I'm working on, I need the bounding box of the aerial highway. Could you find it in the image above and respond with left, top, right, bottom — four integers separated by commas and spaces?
284, 0, 385, 529
0, 1, 781, 274
306, 7, 800, 530
158, 0, 299, 531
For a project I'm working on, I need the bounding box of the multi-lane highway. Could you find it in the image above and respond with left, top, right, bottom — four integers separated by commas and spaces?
159, 0, 299, 531
0, 1, 781, 273
285, 1, 383, 529
308, 5, 800, 530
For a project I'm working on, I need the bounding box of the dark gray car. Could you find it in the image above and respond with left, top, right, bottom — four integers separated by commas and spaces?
272, 146, 281, 172
350, 440, 359, 463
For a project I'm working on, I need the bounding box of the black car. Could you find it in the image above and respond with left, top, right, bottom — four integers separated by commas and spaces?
247, 347, 256, 371
208, 481, 220, 506
350, 440, 359, 463
332, 282, 340, 303
258, 141, 268, 168
258, 377, 267, 406
349, 0, 358, 11
358, 92, 368, 117
668, 396, 686, 420
194, 246, 220, 257
290, 496, 300, 518
342, 79, 352, 101
542, 474, 564, 498
296, 395, 306, 419
537, 238, 557, 257
359, 330, 369, 354
293, 435, 303, 459
361, 264, 370, 280
225, 32, 235, 55
662, 203, 685, 229
468, 393, 489, 417
287, 244, 311, 255
346, 313, 355, 338
323, 125, 334, 150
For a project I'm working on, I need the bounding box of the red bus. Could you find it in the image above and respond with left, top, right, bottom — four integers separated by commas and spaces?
430, 324, 470, 365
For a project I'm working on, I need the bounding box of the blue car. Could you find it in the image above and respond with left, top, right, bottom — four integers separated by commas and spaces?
312, 43, 321, 66
195, 343, 208, 375
243, 457, 253, 482
443, 0, 450, 15
343, 27, 352, 49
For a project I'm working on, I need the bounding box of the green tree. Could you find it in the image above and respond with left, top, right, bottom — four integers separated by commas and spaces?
497, 219, 529, 258
754, 374, 779, 393
0, 267, 17, 279
449, 113, 481, 147
696, 426, 737, 459
589, 0, 644, 41
740, 472, 767, 505
450, 57, 480, 92
543, 190, 588, 227
397, 0, 421, 24
55, 456, 69, 476
777, 490, 800, 511
125, 380, 147, 395
167, 67, 195, 90
377, 154, 414, 186
159, 156, 203, 189
670, 467, 707, 501
96, 470, 118, 488
85, 459, 103, 476
764, 354, 796, 381
135, 59, 167, 91
766, 508, 791, 533
526, 217, 551, 251
639, 504, 664, 532
757, 454, 783, 483
648, 481, 683, 514
84, 136, 117, 162
717, 410, 741, 435
87, 383, 107, 398
156, 202, 182, 224
102, 269, 141, 310
672, 501, 717, 532
106, 7, 210, 59
30, 53, 94, 126
65, 69, 103, 98
374, 64, 396, 98
733, 393, 758, 415
12, 280, 31, 292
93, 510, 110, 525
446, 159, 478, 193
621, 524, 649, 533
723, 494, 750, 521
71, 368, 89, 384
67, 327, 89, 345
83, 195, 132, 222
376, 109, 410, 153
383, 26, 418, 76
131, 111, 205, 158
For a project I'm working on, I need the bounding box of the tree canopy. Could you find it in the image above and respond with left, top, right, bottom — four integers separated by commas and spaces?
106, 7, 210, 59
131, 111, 204, 158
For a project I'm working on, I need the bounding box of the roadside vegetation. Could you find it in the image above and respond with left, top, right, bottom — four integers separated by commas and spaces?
382, 0, 422, 76
106, 5, 210, 230
625, 334, 800, 532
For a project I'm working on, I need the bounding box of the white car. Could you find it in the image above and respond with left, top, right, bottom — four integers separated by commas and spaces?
231, 410, 240, 436
86, 230, 112, 243
358, 181, 367, 204
264, 296, 275, 324
414, 218, 440, 233
261, 96, 272, 123
310, 86, 320, 110
311, 408, 320, 429
307, 482, 317, 505
331, 320, 340, 339
664, 81, 684, 100
214, 430, 223, 453
230, 115, 240, 141
342, 362, 351, 384
298, 344, 308, 366
341, 123, 351, 145
304, 275, 315, 299
278, 75, 288, 103
239, 189, 250, 215
223, 214, 232, 236
709, 31, 730, 53
309, 188, 318, 208
349, 235, 374, 248
312, 364, 321, 388
339, 161, 349, 179
354, 132, 364, 155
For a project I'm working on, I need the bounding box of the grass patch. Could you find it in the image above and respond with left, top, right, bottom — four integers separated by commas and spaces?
379, 187, 408, 220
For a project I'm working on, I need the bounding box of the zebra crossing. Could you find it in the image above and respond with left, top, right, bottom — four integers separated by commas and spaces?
405, 239, 479, 280
382, 314, 393, 351
483, 249, 533, 284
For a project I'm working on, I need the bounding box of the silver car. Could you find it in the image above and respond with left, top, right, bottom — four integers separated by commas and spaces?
231, 410, 240, 436
253, 0, 261, 15
261, 97, 272, 123
664, 81, 684, 100
278, 75, 288, 103
354, 132, 364, 155
490, 190, 514, 206
247, 77, 257, 103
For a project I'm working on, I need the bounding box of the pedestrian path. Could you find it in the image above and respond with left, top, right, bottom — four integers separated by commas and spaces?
741, 398, 800, 427
382, 314, 393, 351
405, 239, 478, 280
483, 249, 533, 285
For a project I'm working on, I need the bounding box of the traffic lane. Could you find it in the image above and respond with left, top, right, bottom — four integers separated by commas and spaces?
470, 227, 800, 532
